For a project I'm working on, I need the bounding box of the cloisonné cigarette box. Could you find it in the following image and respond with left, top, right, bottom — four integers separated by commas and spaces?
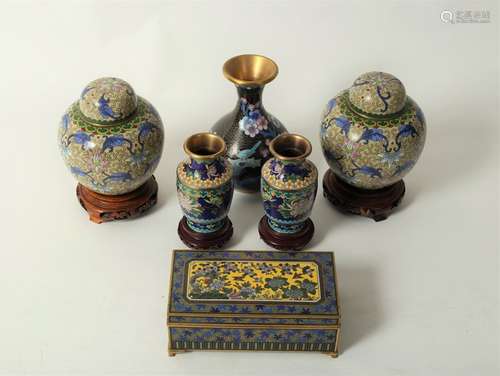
167, 249, 340, 357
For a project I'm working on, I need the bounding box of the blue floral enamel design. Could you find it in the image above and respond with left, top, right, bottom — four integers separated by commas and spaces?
177, 181, 233, 233
320, 99, 425, 188
262, 181, 317, 234
269, 159, 311, 182
320, 115, 351, 140
395, 124, 418, 151
60, 111, 162, 194
98, 95, 121, 119
324, 98, 336, 117
102, 171, 133, 184
59, 78, 164, 196
168, 316, 338, 325
238, 97, 268, 137
102, 135, 133, 153
321, 73, 425, 190
169, 327, 337, 352
183, 159, 227, 181
168, 250, 338, 316
66, 131, 94, 150
230, 117, 279, 189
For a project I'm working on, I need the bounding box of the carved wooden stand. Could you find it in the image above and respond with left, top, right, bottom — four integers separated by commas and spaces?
322, 169, 405, 222
76, 176, 158, 223
177, 217, 233, 250
258, 216, 314, 251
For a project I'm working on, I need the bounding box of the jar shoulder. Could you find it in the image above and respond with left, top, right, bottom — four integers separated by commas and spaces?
321, 91, 426, 135
59, 96, 164, 140
262, 158, 318, 191
177, 158, 233, 189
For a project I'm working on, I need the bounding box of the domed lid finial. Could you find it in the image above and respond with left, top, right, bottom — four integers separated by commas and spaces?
78, 77, 137, 123
348, 72, 406, 115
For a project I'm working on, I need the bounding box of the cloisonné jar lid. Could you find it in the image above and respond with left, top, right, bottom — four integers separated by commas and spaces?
79, 77, 138, 123
348, 71, 406, 116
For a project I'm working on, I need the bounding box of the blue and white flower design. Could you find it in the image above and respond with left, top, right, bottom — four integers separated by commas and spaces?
238, 98, 268, 138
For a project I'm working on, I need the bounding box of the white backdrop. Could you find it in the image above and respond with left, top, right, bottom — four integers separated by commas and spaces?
0, 1, 498, 375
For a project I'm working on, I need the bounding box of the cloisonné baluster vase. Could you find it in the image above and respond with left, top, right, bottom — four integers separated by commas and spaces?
58, 77, 164, 223
211, 54, 287, 193
259, 134, 318, 251
320, 71, 426, 221
176, 132, 234, 249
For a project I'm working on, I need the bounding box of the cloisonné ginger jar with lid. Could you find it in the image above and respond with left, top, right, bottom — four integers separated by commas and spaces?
58, 77, 164, 196
259, 133, 318, 251
320, 71, 426, 220
176, 132, 234, 249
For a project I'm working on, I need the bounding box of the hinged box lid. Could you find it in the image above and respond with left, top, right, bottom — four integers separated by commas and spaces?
167, 250, 340, 327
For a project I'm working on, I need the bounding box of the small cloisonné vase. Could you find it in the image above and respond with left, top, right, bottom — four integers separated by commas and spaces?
58, 77, 164, 195
211, 54, 287, 194
320, 72, 426, 220
176, 133, 234, 249
320, 71, 426, 190
259, 134, 318, 251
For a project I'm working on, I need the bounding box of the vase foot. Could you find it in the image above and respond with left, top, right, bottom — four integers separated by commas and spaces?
177, 217, 233, 250
76, 176, 158, 224
258, 216, 314, 251
322, 169, 405, 222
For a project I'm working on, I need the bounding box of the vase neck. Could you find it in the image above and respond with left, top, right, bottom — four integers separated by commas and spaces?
236, 86, 264, 106
187, 156, 219, 166
277, 158, 306, 168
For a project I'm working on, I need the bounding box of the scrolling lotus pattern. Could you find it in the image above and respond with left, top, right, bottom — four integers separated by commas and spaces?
186, 260, 321, 302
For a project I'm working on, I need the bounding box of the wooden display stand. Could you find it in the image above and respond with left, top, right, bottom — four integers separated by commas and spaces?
177, 217, 233, 250
258, 216, 314, 251
322, 169, 405, 222
76, 176, 158, 224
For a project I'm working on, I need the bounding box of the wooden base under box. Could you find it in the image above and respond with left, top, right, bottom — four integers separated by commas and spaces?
167, 250, 341, 357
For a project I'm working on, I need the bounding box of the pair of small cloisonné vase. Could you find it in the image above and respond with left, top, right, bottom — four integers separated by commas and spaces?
176, 132, 317, 251
59, 54, 426, 251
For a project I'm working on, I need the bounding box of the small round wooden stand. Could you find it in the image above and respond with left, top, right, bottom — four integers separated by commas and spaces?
76, 176, 158, 224
177, 217, 233, 250
322, 169, 405, 222
258, 216, 314, 251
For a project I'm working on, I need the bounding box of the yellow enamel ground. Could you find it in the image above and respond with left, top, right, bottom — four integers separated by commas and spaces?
186, 259, 321, 303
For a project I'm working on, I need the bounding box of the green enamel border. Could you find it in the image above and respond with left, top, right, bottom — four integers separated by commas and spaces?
337, 91, 416, 128
68, 97, 151, 136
